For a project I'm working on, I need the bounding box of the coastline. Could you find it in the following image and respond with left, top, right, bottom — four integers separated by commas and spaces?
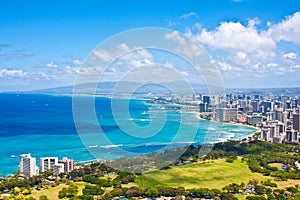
0, 93, 260, 174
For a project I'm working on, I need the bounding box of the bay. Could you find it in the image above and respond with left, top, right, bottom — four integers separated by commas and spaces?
0, 93, 256, 175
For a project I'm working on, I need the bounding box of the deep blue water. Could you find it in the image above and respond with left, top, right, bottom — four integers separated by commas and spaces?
0, 93, 256, 175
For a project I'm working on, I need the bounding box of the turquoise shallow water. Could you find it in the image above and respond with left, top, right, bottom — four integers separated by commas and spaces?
0, 93, 256, 175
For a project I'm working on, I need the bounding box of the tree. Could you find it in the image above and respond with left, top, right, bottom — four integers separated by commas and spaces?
82, 185, 104, 196
14, 187, 21, 194
248, 179, 258, 187
73, 195, 94, 200
82, 174, 96, 184
110, 188, 123, 197
58, 184, 78, 199
225, 156, 238, 163
246, 196, 267, 200
125, 186, 144, 198
25, 197, 37, 200
255, 185, 267, 195
39, 195, 49, 200
146, 187, 158, 197
22, 188, 31, 195
220, 192, 238, 200
58, 187, 68, 199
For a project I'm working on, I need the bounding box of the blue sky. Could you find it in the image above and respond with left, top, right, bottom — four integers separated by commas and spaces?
1, 0, 300, 91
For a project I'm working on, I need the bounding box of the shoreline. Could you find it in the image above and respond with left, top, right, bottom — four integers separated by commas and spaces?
0, 94, 260, 174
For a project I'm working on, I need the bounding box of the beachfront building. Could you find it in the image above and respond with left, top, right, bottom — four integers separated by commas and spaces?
260, 121, 286, 143
59, 157, 74, 173
199, 103, 208, 112
53, 163, 65, 175
246, 114, 263, 126
40, 157, 58, 172
19, 154, 38, 177
215, 108, 238, 122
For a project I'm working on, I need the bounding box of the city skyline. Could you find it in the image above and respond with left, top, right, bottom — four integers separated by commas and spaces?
1, 0, 300, 91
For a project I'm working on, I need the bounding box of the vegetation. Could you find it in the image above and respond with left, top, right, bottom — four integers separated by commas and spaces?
58, 184, 78, 199
135, 158, 268, 189
2, 140, 300, 199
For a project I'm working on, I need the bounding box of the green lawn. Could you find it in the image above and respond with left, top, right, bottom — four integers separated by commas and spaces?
27, 181, 86, 200
135, 158, 270, 189
25, 158, 299, 199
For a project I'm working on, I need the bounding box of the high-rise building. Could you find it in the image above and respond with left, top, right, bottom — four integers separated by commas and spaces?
261, 101, 274, 112
215, 108, 238, 122
19, 154, 38, 177
286, 129, 299, 144
59, 157, 74, 173
40, 157, 58, 172
203, 96, 210, 105
199, 103, 208, 112
261, 125, 277, 142
251, 100, 259, 112
293, 113, 300, 132
261, 128, 271, 142
246, 115, 262, 125
53, 163, 65, 175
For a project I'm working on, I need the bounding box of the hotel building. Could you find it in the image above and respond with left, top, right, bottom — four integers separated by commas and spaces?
59, 157, 74, 173
19, 154, 38, 177
40, 157, 58, 172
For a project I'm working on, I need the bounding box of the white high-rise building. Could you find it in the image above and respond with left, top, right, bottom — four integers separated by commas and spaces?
19, 154, 38, 177
53, 163, 65, 175
59, 157, 74, 173
40, 157, 58, 172
215, 108, 238, 122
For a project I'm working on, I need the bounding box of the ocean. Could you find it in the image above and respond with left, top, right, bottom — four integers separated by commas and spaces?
0, 93, 256, 175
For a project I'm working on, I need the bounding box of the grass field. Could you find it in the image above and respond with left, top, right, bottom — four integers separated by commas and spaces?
25, 158, 300, 199
135, 157, 270, 189
27, 181, 86, 200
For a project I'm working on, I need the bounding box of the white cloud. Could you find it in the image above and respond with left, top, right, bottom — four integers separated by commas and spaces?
0, 69, 50, 80
194, 20, 275, 53
93, 49, 114, 62
282, 52, 297, 60
65, 66, 80, 74
120, 47, 154, 68
92, 43, 153, 68
218, 62, 233, 72
216, 61, 241, 78
188, 19, 278, 70
180, 12, 197, 19
165, 31, 207, 60
0, 69, 26, 78
276, 67, 287, 75
184, 11, 300, 83
267, 63, 278, 68
93, 43, 131, 62
72, 59, 83, 65
267, 12, 300, 43
46, 62, 58, 68
181, 71, 189, 76
230, 51, 250, 66
290, 65, 300, 71
78, 66, 104, 75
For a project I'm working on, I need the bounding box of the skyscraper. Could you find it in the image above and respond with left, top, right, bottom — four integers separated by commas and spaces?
19, 154, 38, 177
251, 100, 259, 112
40, 157, 58, 172
59, 157, 74, 173
293, 113, 300, 132
203, 95, 210, 105
215, 108, 238, 122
